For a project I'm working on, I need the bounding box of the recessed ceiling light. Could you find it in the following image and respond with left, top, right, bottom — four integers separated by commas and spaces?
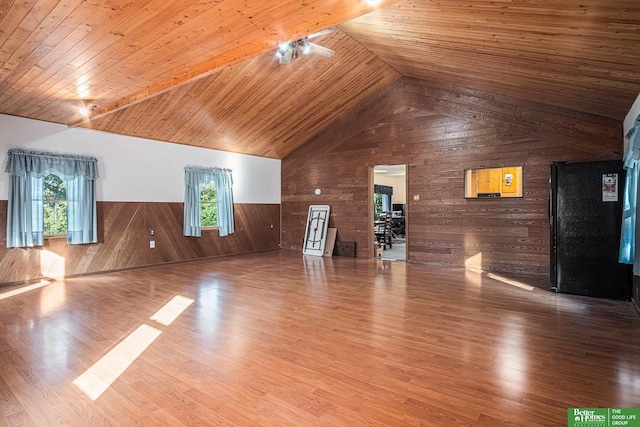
367, 0, 381, 6
78, 105, 98, 117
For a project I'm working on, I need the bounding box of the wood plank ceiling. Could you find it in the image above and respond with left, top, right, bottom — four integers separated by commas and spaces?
1, 0, 639, 159
341, 0, 640, 123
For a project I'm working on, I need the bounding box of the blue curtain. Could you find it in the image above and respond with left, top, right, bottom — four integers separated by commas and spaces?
32, 176, 44, 246
382, 194, 392, 213
66, 175, 98, 244
184, 166, 234, 237
6, 174, 39, 247
5, 149, 99, 248
620, 114, 640, 269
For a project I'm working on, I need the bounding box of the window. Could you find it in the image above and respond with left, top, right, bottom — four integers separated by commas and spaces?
620, 114, 640, 265
183, 166, 234, 237
200, 182, 218, 228
374, 193, 383, 220
373, 184, 393, 220
43, 174, 68, 236
6, 149, 99, 248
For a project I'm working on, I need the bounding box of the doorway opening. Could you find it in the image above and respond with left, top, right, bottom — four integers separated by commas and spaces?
372, 164, 407, 261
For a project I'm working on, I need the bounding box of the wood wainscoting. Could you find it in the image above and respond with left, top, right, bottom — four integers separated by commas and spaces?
0, 200, 280, 285
282, 77, 624, 276
0, 251, 637, 425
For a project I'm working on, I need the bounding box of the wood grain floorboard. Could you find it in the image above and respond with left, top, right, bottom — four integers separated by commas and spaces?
0, 250, 637, 426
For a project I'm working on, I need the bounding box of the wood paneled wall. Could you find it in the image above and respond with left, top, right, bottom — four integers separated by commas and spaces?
282, 78, 623, 276
0, 201, 280, 285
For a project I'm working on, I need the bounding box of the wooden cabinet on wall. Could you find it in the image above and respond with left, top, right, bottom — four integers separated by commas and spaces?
465, 166, 523, 198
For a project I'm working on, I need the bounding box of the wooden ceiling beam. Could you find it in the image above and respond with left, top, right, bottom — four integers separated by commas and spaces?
68, 0, 402, 127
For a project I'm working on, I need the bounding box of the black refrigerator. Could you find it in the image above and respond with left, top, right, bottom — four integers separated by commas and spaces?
550, 160, 631, 300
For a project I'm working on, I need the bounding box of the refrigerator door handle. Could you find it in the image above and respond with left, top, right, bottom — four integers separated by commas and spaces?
548, 176, 553, 226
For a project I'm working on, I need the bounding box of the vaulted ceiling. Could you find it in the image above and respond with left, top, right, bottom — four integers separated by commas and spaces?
1, 0, 639, 159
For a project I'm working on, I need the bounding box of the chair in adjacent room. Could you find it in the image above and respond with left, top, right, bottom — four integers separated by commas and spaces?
374, 214, 393, 249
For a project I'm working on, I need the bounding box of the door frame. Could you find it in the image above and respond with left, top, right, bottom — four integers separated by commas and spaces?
370, 164, 407, 260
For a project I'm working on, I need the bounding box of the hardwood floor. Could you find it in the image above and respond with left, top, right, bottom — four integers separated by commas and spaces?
0, 250, 638, 426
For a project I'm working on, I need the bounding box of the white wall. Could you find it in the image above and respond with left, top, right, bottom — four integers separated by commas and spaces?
624, 93, 640, 137
0, 114, 280, 203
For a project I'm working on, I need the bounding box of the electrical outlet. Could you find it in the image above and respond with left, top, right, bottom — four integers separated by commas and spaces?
150, 240, 155, 248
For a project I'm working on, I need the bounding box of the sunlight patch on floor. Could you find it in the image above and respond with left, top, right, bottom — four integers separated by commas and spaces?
74, 295, 194, 400
486, 273, 534, 291
40, 281, 66, 315
465, 252, 483, 272
0, 280, 52, 301
73, 324, 162, 400
150, 295, 194, 326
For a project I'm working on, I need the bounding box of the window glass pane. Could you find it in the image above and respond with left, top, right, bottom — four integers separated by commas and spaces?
44, 174, 67, 235
200, 182, 218, 227
374, 193, 383, 219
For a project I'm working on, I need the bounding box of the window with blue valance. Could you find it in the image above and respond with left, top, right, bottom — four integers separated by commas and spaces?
5, 149, 99, 248
620, 114, 640, 273
184, 166, 234, 237
374, 184, 393, 213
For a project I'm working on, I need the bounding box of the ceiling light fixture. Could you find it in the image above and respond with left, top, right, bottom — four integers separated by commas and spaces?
276, 29, 335, 65
78, 105, 98, 117
300, 38, 311, 55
